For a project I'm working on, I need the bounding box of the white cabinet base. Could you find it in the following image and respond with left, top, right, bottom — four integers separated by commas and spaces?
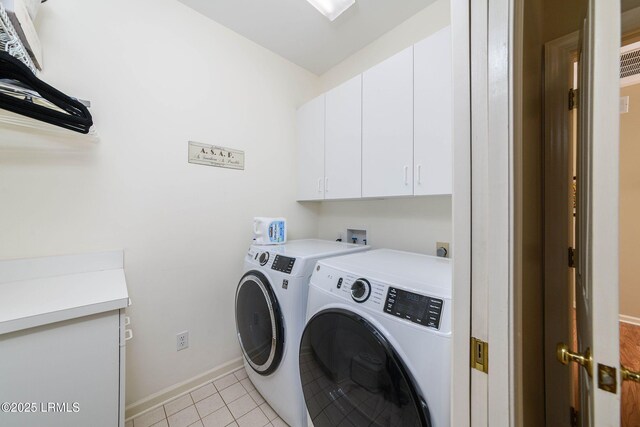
0, 311, 122, 427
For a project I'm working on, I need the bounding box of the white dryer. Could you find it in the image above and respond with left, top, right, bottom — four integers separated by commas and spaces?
300, 249, 452, 427
235, 239, 370, 427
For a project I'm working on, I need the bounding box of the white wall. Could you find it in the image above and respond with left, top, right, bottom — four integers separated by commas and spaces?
315, 0, 452, 256
0, 0, 320, 404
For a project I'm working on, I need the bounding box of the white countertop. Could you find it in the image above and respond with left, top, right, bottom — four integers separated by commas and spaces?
0, 251, 129, 334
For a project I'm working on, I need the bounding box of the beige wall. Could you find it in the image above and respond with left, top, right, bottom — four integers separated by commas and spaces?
2, 0, 320, 405
520, 0, 545, 425
620, 84, 640, 319
314, 0, 453, 256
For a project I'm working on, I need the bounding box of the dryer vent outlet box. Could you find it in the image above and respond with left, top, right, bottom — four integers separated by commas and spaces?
347, 229, 367, 245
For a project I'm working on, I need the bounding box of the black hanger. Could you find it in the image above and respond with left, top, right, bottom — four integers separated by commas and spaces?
0, 51, 93, 134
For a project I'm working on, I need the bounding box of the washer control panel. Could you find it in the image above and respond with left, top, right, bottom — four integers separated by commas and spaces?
384, 287, 443, 330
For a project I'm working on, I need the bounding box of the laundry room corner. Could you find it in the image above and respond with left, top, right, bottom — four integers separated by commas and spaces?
0, 0, 323, 409
311, 0, 454, 256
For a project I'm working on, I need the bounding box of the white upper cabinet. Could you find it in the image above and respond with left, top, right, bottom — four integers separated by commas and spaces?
324, 75, 362, 199
362, 46, 414, 198
414, 26, 453, 195
297, 94, 325, 201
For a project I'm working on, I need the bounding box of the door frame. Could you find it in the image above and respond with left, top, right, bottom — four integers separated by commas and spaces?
476, 0, 623, 425
450, 0, 471, 425
543, 30, 580, 426
469, 0, 515, 425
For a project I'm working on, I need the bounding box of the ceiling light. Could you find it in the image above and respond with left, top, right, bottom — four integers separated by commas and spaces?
305, 0, 355, 21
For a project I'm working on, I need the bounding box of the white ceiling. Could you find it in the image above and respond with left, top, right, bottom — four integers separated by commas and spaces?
177, 0, 437, 75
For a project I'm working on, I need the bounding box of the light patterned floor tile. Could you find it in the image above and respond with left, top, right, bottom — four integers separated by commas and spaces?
168, 405, 200, 427
188, 421, 204, 427
151, 420, 169, 427
240, 378, 255, 393
227, 394, 257, 419
195, 393, 225, 418
220, 382, 247, 404
165, 394, 194, 416
258, 403, 277, 422
201, 406, 234, 427
236, 407, 269, 427
134, 406, 166, 427
270, 418, 289, 427
191, 383, 217, 403
226, 423, 239, 427
214, 373, 239, 391
126, 420, 134, 427
234, 368, 248, 381
248, 390, 265, 406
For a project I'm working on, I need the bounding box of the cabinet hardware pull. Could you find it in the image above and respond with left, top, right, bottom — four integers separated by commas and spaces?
325, 177, 329, 192
317, 178, 322, 193
417, 165, 422, 184
124, 329, 133, 341
404, 166, 409, 185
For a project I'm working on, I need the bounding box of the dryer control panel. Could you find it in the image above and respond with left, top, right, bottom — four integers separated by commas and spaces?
384, 287, 443, 329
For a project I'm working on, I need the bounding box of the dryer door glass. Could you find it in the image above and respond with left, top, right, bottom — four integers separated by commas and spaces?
299, 309, 431, 427
235, 271, 284, 375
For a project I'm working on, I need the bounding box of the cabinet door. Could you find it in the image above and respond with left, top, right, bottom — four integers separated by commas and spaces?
297, 95, 325, 201
325, 75, 362, 199
414, 26, 453, 195
0, 312, 120, 427
362, 46, 414, 197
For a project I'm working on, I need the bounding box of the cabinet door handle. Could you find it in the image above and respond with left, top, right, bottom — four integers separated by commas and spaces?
124, 329, 133, 341
404, 166, 409, 185
317, 178, 322, 193
325, 177, 329, 192
417, 165, 422, 184
124, 316, 131, 326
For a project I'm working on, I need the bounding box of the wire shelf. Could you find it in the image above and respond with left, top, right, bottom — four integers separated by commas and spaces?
0, 3, 36, 74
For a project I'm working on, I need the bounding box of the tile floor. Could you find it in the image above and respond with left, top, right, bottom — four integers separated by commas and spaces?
127, 368, 290, 427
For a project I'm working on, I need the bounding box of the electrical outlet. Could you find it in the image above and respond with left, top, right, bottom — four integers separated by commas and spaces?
176, 331, 189, 351
436, 242, 450, 258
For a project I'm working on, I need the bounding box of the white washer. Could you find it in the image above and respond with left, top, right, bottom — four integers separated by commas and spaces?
235, 239, 370, 427
300, 249, 452, 427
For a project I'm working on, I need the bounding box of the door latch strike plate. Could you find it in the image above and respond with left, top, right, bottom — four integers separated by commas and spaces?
471, 337, 488, 373
597, 363, 617, 393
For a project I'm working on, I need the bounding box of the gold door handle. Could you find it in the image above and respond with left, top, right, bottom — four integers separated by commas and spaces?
557, 343, 593, 377
621, 365, 640, 383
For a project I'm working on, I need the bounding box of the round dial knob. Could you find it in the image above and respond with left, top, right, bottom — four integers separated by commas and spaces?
259, 252, 269, 266
351, 278, 371, 303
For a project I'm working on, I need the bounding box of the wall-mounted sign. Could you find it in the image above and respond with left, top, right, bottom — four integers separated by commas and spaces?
188, 141, 244, 170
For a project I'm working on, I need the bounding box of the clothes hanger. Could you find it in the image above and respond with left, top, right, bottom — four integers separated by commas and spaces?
0, 51, 93, 134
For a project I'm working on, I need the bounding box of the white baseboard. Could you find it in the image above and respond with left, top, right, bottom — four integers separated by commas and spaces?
125, 357, 244, 421
620, 314, 640, 326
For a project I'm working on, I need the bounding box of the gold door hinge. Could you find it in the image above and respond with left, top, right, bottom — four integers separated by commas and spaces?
569, 88, 579, 110
568, 247, 575, 268
471, 337, 489, 373
570, 407, 578, 427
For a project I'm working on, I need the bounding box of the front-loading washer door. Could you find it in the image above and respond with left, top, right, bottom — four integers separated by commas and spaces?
235, 270, 284, 376
299, 309, 431, 427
